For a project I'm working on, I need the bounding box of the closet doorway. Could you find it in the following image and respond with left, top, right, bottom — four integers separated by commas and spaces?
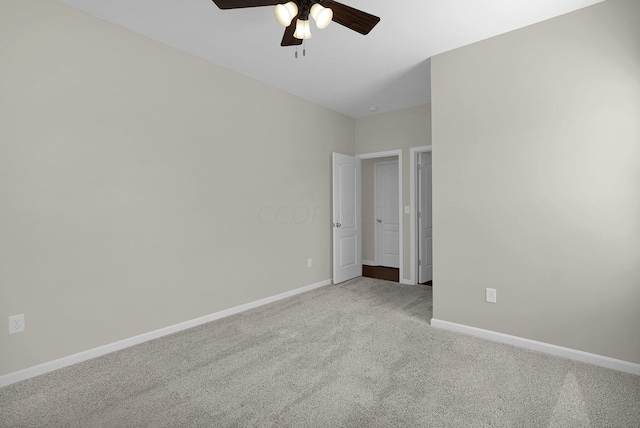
359, 151, 402, 283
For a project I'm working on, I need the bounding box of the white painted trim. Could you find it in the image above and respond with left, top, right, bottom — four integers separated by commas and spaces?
362, 260, 377, 266
431, 319, 640, 376
356, 150, 403, 283
357, 150, 401, 160
400, 279, 415, 285
398, 151, 403, 284
0, 279, 333, 388
409, 146, 432, 286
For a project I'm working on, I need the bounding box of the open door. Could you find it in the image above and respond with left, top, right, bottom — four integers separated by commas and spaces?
332, 153, 362, 284
418, 152, 433, 283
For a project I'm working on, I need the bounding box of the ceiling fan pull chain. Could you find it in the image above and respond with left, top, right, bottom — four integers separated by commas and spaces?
303, 39, 306, 57
295, 45, 298, 59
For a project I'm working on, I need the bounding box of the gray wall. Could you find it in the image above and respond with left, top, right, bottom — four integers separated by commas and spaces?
0, 0, 354, 376
432, 0, 640, 364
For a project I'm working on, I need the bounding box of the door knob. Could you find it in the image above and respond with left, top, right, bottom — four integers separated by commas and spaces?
334, 223, 342, 228
377, 218, 382, 223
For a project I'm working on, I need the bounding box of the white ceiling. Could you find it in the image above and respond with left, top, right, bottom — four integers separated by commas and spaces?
57, 0, 604, 118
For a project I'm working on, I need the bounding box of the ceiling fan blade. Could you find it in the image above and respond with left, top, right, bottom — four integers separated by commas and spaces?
281, 20, 302, 46
320, 0, 380, 35
212, 0, 282, 9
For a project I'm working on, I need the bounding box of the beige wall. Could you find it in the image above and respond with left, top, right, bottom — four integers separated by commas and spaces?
361, 156, 398, 263
432, 0, 640, 364
0, 0, 354, 376
355, 104, 432, 282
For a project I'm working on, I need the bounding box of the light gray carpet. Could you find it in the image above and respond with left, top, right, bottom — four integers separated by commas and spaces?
1, 277, 639, 427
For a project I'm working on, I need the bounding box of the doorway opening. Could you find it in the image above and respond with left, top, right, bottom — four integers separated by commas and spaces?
357, 150, 403, 283
331, 150, 403, 285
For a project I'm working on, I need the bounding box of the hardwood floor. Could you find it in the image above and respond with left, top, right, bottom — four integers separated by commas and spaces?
362, 265, 399, 282
362, 266, 432, 286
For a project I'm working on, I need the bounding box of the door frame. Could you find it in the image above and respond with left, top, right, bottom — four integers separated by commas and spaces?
374, 160, 400, 268
357, 149, 403, 282
409, 145, 433, 285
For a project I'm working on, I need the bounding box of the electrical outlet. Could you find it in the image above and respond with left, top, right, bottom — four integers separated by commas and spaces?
486, 288, 497, 304
307, 258, 313, 268
9, 314, 25, 334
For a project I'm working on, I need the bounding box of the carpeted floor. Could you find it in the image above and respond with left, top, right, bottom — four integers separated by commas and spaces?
1, 277, 639, 427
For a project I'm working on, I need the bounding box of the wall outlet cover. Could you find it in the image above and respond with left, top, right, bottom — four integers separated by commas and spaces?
486, 288, 497, 304
9, 314, 25, 334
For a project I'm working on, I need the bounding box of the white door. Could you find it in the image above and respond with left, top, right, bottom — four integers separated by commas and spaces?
332, 153, 362, 284
375, 161, 400, 268
418, 152, 433, 283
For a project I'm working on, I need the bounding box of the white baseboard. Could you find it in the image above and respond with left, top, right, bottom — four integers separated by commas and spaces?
431, 318, 640, 376
0, 279, 332, 388
400, 279, 416, 285
362, 260, 376, 266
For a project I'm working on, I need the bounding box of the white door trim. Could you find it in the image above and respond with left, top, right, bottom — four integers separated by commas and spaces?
358, 150, 402, 160
374, 160, 400, 268
356, 149, 403, 282
409, 146, 433, 285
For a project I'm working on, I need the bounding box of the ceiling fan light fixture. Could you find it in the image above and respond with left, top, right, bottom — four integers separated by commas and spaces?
275, 1, 298, 27
293, 19, 312, 40
310, 3, 333, 29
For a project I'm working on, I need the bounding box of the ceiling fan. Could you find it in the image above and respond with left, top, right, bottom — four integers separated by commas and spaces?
210, 0, 380, 47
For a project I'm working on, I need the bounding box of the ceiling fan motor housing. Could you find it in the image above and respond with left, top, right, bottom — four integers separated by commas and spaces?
296, 0, 313, 20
